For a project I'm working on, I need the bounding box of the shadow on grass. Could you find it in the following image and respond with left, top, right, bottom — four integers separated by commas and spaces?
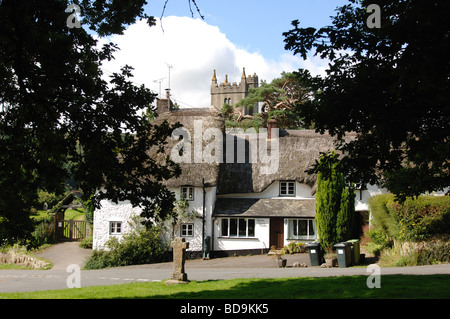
114, 275, 450, 299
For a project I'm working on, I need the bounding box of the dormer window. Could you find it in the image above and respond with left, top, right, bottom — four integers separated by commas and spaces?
181, 186, 194, 201
280, 181, 295, 197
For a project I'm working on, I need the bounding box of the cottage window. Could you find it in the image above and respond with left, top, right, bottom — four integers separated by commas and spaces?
220, 218, 255, 238
109, 221, 122, 235
181, 186, 194, 201
288, 219, 315, 240
280, 181, 295, 196
181, 223, 194, 237
221, 219, 229, 236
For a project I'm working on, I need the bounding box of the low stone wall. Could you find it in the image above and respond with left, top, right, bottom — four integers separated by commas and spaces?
0, 252, 51, 269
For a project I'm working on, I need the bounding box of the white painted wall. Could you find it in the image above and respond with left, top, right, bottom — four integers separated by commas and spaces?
92, 186, 217, 252
355, 184, 387, 212
217, 181, 314, 199
171, 186, 217, 252
92, 199, 142, 250
93, 180, 392, 254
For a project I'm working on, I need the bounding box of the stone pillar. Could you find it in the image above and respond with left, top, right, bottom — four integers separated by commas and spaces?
166, 237, 190, 285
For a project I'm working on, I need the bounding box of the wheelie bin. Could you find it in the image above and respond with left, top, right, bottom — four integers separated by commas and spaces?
334, 242, 352, 267
306, 242, 323, 266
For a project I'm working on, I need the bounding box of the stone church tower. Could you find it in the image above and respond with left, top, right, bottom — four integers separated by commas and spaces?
210, 68, 258, 115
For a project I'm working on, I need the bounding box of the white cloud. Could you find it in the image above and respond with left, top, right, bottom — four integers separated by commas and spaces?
100, 16, 328, 108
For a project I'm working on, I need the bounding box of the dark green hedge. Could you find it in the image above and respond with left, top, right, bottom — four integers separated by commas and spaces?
368, 194, 450, 241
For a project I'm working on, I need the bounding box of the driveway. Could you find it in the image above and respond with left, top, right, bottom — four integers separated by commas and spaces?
35, 242, 93, 270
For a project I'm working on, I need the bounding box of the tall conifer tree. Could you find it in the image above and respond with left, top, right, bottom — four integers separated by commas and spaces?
314, 151, 355, 252
315, 151, 343, 252
336, 184, 356, 243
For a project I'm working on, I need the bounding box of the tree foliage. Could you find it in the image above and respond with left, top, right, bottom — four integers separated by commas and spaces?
0, 0, 181, 245
235, 71, 315, 128
369, 194, 450, 242
314, 152, 355, 251
336, 183, 355, 243
283, 0, 450, 200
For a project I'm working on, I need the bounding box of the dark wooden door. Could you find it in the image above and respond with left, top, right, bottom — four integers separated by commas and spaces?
270, 218, 284, 249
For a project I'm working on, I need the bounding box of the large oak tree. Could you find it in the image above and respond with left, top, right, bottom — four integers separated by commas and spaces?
0, 0, 184, 244
283, 0, 449, 200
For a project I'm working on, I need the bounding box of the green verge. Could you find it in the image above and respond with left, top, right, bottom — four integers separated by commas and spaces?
1, 275, 449, 299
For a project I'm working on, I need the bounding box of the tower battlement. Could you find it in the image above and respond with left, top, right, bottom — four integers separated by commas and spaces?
210, 68, 258, 115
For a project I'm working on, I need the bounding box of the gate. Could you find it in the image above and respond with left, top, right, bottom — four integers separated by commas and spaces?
55, 220, 91, 241
51, 191, 91, 241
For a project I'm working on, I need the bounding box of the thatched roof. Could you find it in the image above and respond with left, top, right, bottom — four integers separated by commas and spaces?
154, 104, 354, 194
216, 129, 352, 195
153, 106, 224, 188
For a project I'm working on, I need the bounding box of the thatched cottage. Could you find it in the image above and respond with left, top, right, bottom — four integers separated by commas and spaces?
92, 96, 387, 258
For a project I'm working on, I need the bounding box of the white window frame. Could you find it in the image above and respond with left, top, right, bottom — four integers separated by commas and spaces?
181, 223, 194, 237
220, 218, 255, 238
181, 186, 194, 201
109, 221, 122, 235
280, 181, 295, 197
288, 219, 316, 240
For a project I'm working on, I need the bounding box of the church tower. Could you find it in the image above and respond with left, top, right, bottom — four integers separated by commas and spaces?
210, 68, 259, 115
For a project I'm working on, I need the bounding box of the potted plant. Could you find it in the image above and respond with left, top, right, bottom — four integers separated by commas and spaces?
324, 247, 337, 268
270, 245, 287, 267
277, 253, 287, 268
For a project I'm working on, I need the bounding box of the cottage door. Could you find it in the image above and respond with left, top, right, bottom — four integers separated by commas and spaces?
269, 218, 284, 249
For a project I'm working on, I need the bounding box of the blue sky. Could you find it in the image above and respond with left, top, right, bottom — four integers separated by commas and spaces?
102, 1, 350, 107
144, 1, 349, 60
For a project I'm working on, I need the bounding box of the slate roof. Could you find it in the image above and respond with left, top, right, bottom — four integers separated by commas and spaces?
213, 197, 316, 218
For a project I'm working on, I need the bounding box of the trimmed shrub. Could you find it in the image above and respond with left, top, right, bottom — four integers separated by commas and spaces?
84, 226, 168, 269
369, 194, 450, 266
368, 194, 400, 240
388, 196, 450, 241
369, 194, 450, 242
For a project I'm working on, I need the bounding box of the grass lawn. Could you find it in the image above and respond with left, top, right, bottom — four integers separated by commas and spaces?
64, 208, 85, 220
32, 208, 85, 222
1, 275, 449, 299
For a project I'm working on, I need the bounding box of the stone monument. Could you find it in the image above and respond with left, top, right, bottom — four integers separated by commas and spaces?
165, 237, 189, 285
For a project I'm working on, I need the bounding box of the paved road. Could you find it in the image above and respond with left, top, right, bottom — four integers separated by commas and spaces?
1, 262, 450, 293
1, 242, 450, 293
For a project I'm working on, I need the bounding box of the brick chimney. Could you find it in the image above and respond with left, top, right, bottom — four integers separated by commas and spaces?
156, 89, 173, 115
267, 119, 278, 139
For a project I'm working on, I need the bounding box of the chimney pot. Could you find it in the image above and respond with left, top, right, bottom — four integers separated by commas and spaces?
267, 119, 277, 139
